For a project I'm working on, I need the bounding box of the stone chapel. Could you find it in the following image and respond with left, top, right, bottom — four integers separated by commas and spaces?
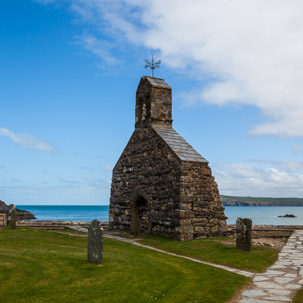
109, 76, 227, 240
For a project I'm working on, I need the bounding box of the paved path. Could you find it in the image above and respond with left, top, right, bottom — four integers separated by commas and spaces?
238, 230, 303, 303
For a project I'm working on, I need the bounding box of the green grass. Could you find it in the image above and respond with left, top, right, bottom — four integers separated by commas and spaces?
138, 235, 279, 272
0, 227, 248, 303
293, 289, 303, 303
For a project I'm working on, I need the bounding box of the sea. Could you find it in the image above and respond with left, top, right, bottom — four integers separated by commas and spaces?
16, 205, 303, 225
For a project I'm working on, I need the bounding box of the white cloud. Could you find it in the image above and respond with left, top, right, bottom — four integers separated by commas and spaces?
294, 145, 303, 153
248, 159, 303, 173
37, 0, 303, 138
80, 34, 119, 65
103, 165, 112, 171
0, 128, 55, 152
214, 163, 303, 197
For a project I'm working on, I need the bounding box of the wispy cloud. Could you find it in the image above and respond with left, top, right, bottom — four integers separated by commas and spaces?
80, 34, 119, 65
0, 127, 55, 152
0, 164, 6, 169
294, 145, 303, 153
11, 178, 21, 183
0, 176, 110, 204
214, 163, 303, 197
37, 0, 303, 138
247, 159, 303, 173
35, 0, 57, 4
103, 165, 112, 171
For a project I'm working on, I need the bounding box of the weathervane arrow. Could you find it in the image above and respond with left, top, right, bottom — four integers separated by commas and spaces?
145, 54, 161, 77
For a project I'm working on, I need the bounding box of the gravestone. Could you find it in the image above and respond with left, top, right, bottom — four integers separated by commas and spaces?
87, 220, 104, 265
236, 218, 252, 251
7, 204, 17, 229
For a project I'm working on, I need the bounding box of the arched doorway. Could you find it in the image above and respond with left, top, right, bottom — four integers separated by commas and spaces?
130, 196, 149, 235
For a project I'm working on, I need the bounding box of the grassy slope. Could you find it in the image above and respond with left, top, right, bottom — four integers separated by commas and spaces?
139, 235, 279, 273
0, 228, 247, 303
221, 195, 303, 205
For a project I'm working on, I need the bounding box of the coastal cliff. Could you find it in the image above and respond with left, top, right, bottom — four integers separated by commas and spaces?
221, 195, 303, 206
0, 200, 36, 220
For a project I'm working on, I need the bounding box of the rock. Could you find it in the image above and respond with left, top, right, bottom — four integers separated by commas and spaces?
0, 200, 36, 220
7, 204, 17, 228
236, 218, 252, 252
278, 214, 296, 218
87, 220, 104, 265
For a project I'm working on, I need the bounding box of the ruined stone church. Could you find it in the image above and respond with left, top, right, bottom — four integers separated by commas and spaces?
109, 76, 227, 240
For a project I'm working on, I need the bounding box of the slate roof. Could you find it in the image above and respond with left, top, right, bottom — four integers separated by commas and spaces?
144, 77, 171, 89
153, 126, 208, 163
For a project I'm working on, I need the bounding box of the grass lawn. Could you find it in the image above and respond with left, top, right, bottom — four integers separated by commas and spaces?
293, 289, 303, 303
138, 235, 279, 272
0, 227, 248, 303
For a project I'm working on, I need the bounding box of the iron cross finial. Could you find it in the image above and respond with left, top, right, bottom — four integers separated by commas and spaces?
145, 54, 161, 77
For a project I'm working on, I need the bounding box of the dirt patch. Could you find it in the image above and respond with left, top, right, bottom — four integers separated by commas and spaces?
252, 237, 286, 250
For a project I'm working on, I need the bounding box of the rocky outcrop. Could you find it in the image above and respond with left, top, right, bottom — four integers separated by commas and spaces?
222, 196, 303, 206
223, 201, 270, 206
0, 200, 36, 220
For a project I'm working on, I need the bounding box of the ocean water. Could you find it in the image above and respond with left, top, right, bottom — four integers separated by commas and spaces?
17, 205, 303, 225
17, 205, 109, 222
225, 206, 303, 225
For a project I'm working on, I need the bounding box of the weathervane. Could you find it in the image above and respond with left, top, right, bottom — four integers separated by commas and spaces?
145, 54, 161, 77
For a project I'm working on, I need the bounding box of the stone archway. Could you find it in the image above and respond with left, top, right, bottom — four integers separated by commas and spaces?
130, 195, 149, 235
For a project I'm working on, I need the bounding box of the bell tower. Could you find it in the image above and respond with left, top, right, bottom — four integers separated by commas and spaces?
135, 76, 172, 128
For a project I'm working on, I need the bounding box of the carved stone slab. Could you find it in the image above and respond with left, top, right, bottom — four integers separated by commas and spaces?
87, 220, 104, 264
236, 217, 252, 251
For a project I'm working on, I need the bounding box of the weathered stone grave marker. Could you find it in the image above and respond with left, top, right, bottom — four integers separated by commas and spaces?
87, 220, 104, 265
7, 204, 17, 229
236, 218, 252, 251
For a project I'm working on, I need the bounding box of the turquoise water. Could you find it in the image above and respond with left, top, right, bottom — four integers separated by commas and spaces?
225, 206, 303, 225
17, 205, 303, 225
17, 205, 109, 222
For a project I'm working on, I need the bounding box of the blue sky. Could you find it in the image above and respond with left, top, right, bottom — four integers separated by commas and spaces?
1, 0, 303, 205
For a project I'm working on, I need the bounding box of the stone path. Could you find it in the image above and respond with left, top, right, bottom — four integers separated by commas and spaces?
238, 230, 303, 303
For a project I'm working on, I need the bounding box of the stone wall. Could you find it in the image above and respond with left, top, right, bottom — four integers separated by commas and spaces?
110, 127, 227, 240
110, 127, 182, 239
179, 162, 227, 240
135, 77, 172, 128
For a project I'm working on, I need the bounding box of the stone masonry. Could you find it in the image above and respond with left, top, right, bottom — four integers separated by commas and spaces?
109, 76, 227, 240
